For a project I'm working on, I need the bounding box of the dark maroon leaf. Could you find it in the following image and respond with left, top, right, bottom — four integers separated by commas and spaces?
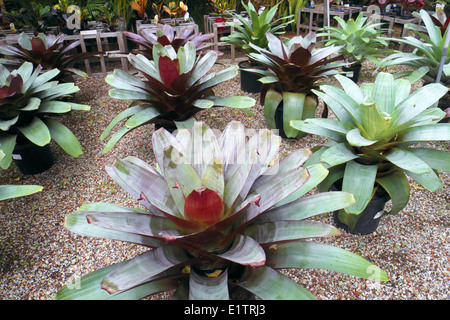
159, 56, 180, 88
31, 37, 46, 52
7, 75, 23, 96
0, 86, 10, 99
157, 35, 171, 46
170, 70, 192, 93
289, 47, 312, 67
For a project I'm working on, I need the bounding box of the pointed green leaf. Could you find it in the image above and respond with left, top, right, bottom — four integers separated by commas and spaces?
264, 89, 283, 130
85, 211, 178, 240
109, 88, 150, 100
189, 269, 229, 300
320, 142, 359, 167
398, 124, 450, 143
102, 126, 133, 154
406, 148, 450, 171
20, 97, 41, 111
124, 107, 159, 129
105, 157, 178, 216
188, 50, 218, 86
393, 84, 449, 125
163, 145, 202, 216
0, 133, 16, 169
204, 95, 256, 109
334, 74, 365, 104
290, 119, 347, 142
17, 117, 51, 147
249, 166, 310, 213
0, 185, 43, 201
343, 161, 378, 214
245, 220, 341, 245
55, 263, 121, 300
360, 101, 390, 140
45, 118, 83, 158
260, 191, 355, 222
371, 72, 395, 114
266, 241, 388, 281
282, 92, 305, 138
238, 266, 316, 300
346, 128, 378, 147
65, 203, 161, 247
405, 168, 443, 192
189, 122, 222, 177
217, 235, 266, 267
384, 148, 431, 175
318, 85, 362, 124
101, 245, 191, 294
201, 157, 224, 199
218, 121, 246, 170
0, 116, 18, 131
100, 105, 148, 141
376, 170, 410, 215
38, 101, 71, 113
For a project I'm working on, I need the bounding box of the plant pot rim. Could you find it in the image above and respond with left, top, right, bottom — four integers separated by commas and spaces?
238, 60, 267, 70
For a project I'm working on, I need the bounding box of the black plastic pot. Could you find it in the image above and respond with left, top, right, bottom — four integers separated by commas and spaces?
342, 64, 362, 83
12, 142, 54, 175
438, 99, 450, 123
331, 182, 390, 235
238, 60, 266, 93
274, 102, 288, 139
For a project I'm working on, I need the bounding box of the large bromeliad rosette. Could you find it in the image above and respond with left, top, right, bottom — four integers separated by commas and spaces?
56, 121, 387, 300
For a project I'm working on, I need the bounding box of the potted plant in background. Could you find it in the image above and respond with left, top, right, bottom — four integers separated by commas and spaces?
399, 0, 425, 19
163, 1, 189, 25
209, 0, 233, 33
221, 1, 293, 93
131, 0, 149, 20
0, 32, 98, 83
100, 41, 255, 154
317, 12, 393, 83
377, 9, 450, 117
291, 72, 450, 235
123, 24, 215, 60
245, 32, 347, 139
55, 121, 388, 300
0, 62, 90, 174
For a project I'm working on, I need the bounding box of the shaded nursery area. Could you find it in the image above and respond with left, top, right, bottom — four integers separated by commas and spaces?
0, 0, 449, 300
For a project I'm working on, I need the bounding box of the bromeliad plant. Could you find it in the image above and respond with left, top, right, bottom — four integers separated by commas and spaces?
100, 41, 255, 154
221, 1, 293, 60
55, 121, 387, 300
246, 32, 347, 139
0, 32, 97, 82
318, 13, 393, 81
0, 62, 90, 170
123, 24, 215, 60
291, 72, 450, 233
378, 9, 450, 87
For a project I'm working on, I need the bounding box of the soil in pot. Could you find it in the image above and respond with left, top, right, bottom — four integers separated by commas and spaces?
331, 181, 390, 235
12, 142, 54, 175
342, 64, 362, 83
238, 60, 266, 93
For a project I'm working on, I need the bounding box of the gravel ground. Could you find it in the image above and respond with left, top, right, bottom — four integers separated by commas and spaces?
0, 54, 449, 300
